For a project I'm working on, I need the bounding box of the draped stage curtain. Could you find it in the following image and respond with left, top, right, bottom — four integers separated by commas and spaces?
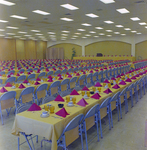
46, 47, 64, 59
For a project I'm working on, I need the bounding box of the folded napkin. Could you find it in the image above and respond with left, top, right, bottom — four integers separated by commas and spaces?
83, 71, 86, 74
28, 72, 31, 75
36, 78, 41, 81
76, 73, 80, 76
125, 78, 132, 82
112, 84, 120, 89
81, 86, 90, 91
135, 74, 139, 77
55, 107, 69, 118
104, 67, 107, 69
116, 75, 121, 78
30, 70, 33, 72
16, 73, 20, 76
5, 82, 12, 87
94, 82, 102, 87
53, 68, 56, 71
121, 73, 125, 76
37, 70, 40, 73
111, 77, 116, 81
34, 81, 40, 85
100, 68, 103, 71
66, 72, 70, 75
77, 98, 88, 107
54, 95, 65, 102
57, 74, 61, 77
48, 75, 53, 79
47, 78, 53, 82
74, 71, 77, 73
0, 87, 8, 93
68, 74, 72, 78
46, 68, 49, 71
131, 76, 136, 80
28, 103, 41, 111
19, 83, 26, 89
103, 88, 112, 94
20, 71, 23, 74
23, 79, 28, 83
70, 89, 79, 95
89, 70, 93, 73
119, 80, 126, 85
7, 75, 11, 78
58, 77, 63, 80
103, 79, 110, 83
10, 72, 14, 75
91, 93, 101, 99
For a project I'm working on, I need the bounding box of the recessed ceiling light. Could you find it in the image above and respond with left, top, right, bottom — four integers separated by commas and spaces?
7, 33, 15, 35
94, 36, 99, 37
81, 23, 91, 26
18, 31, 27, 34
115, 25, 123, 27
130, 17, 140, 21
49, 35, 56, 37
24, 35, 31, 36
95, 27, 103, 29
77, 29, 85, 31
10, 15, 27, 19
124, 28, 131, 30
99, 33, 105, 35
116, 8, 130, 14
139, 22, 146, 25
31, 30, 40, 32
136, 33, 142, 34
131, 31, 137, 33
82, 37, 87, 38
62, 30, 70, 33
107, 35, 112, 37
32, 10, 50, 15
121, 34, 126, 36
85, 13, 99, 18
60, 18, 73, 21
5, 37, 12, 39
48, 32, 55, 34
104, 20, 114, 24
89, 31, 96, 33
0, 0, 15, 6
0, 34, 4, 36
60, 3, 79, 10
61, 34, 68, 36
71, 38, 76, 39
73, 35, 78, 37
14, 36, 21, 38
0, 19, 8, 23
36, 33, 43, 35
75, 32, 81, 35
85, 34, 91, 36
7, 26, 18, 29
114, 32, 120, 34
106, 30, 112, 32
0, 29, 4, 31
100, 0, 115, 4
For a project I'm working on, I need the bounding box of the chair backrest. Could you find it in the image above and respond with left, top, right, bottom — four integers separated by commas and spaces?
5, 77, 16, 84
7, 70, 15, 75
49, 81, 60, 95
33, 68, 38, 71
38, 72, 46, 78
42, 95, 55, 104
120, 86, 128, 96
111, 91, 120, 102
61, 69, 67, 74
78, 74, 86, 81
40, 67, 44, 70
84, 104, 99, 119
19, 69, 25, 73
0, 71, 5, 76
100, 97, 111, 109
26, 68, 32, 72
27, 74, 36, 80
54, 70, 61, 75
36, 83, 48, 92
17, 75, 26, 82
16, 103, 32, 114
67, 68, 72, 72
47, 71, 53, 76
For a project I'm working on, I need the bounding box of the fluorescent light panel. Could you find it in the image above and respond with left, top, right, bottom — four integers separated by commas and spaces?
0, 29, 4, 31
81, 23, 91, 26
116, 8, 130, 14
60, 3, 79, 10
100, 0, 115, 4
95, 27, 103, 29
62, 30, 70, 33
131, 31, 137, 33
7, 33, 15, 35
99, 33, 105, 35
0, 34, 4, 36
94, 36, 99, 37
36, 33, 43, 35
0, 19, 8, 23
89, 31, 96, 33
48, 32, 55, 34
7, 26, 18, 29
60, 18, 73, 21
104, 20, 114, 24
116, 25, 123, 27
75, 33, 81, 35
32, 10, 50, 15
0, 0, 15, 6
85, 13, 99, 18
124, 28, 131, 30
31, 30, 40, 32
77, 29, 85, 31
18, 31, 27, 34
106, 30, 112, 32
130, 17, 140, 21
139, 22, 146, 25
10, 15, 27, 19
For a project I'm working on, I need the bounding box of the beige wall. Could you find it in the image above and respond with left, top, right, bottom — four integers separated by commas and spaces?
0, 38, 47, 60
48, 43, 82, 59
85, 41, 131, 56
135, 41, 147, 60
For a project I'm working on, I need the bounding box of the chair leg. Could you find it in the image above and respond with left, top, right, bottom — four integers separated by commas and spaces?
79, 125, 84, 150
98, 111, 103, 138
116, 103, 119, 121
0, 111, 3, 125
84, 122, 88, 150
95, 115, 99, 142
18, 137, 20, 150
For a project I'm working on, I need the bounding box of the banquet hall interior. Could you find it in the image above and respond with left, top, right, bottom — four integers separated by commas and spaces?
1, 0, 147, 150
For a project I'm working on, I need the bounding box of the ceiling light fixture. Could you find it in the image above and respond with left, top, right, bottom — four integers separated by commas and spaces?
139, 22, 146, 25
115, 25, 123, 27
10, 15, 27, 19
60, 3, 79, 10
7, 26, 18, 29
116, 8, 130, 14
100, 0, 115, 4
95, 27, 103, 29
0, 0, 15, 6
31, 30, 40, 32
60, 18, 73, 21
85, 13, 99, 18
32, 10, 50, 15
130, 17, 140, 21
81, 23, 91, 26
104, 20, 114, 24
77, 29, 85, 31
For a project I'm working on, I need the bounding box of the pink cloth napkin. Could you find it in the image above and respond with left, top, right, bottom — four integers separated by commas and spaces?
135, 74, 139, 77
7, 75, 11, 78
94, 82, 102, 87
36, 78, 41, 81
16, 73, 20, 76
55, 107, 69, 118
34, 81, 40, 85
58, 77, 63, 80
77, 98, 88, 107
46, 68, 49, 71
119, 80, 126, 85
131, 76, 136, 80
66, 72, 70, 75
10, 72, 14, 75
70, 89, 79, 95
91, 93, 101, 99
30, 70, 33, 72
57, 74, 61, 77
27, 72, 31, 75
89, 70, 93, 73
47, 79, 53, 82
68, 74, 72, 78
48, 75, 53, 79
20, 71, 23, 74
103, 79, 110, 83
81, 86, 90, 91
83, 71, 86, 74
28, 103, 41, 111
0, 87, 8, 93
111, 77, 116, 80
76, 73, 80, 76
5, 82, 12, 87
74, 71, 77, 73
37, 70, 40, 73
103, 88, 112, 94
121, 73, 125, 76
125, 78, 132, 82
23, 80, 28, 84
19, 84, 26, 89
116, 75, 121, 78
112, 84, 120, 89
54, 95, 65, 102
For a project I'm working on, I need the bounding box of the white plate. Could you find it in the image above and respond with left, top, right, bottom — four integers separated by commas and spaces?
11, 86, 16, 89
83, 96, 89, 99
67, 104, 74, 107
40, 114, 49, 118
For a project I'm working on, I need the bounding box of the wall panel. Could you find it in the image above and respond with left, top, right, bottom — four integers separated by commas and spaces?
36, 41, 47, 59
16, 39, 25, 60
